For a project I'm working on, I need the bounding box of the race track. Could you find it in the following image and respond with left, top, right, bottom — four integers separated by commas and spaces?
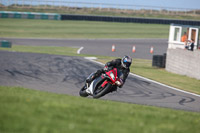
0, 51, 200, 112
0, 38, 168, 59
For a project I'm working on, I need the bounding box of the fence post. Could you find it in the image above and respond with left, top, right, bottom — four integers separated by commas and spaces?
193, 10, 196, 15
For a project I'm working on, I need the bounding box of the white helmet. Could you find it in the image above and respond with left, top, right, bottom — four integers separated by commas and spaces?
121, 55, 132, 69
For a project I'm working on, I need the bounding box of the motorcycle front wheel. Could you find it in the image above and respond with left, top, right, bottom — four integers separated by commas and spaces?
79, 85, 89, 97
93, 82, 112, 99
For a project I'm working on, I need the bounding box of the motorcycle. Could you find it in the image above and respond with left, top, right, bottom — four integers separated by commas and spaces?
79, 68, 123, 98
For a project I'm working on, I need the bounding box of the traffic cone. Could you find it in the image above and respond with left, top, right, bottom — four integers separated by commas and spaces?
132, 45, 136, 53
112, 44, 116, 52
150, 46, 154, 54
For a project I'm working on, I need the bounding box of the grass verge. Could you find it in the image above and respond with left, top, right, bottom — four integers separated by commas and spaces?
0, 45, 200, 94
0, 18, 169, 39
0, 86, 200, 133
0, 45, 78, 56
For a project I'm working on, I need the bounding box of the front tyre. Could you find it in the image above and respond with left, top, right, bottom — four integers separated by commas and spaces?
79, 85, 89, 97
93, 83, 112, 99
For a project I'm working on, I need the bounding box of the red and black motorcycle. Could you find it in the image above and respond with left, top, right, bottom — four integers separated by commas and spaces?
79, 68, 123, 98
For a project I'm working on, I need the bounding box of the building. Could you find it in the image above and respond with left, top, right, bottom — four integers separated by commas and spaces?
168, 24, 199, 49
166, 24, 200, 80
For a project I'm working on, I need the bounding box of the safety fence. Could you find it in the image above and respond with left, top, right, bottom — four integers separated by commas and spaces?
0, 11, 60, 20
61, 14, 200, 26
1, 11, 200, 26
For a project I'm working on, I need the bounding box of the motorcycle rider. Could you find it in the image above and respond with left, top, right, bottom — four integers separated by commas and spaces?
86, 55, 132, 89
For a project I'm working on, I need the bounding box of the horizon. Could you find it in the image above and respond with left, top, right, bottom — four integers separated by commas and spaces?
1, 0, 200, 11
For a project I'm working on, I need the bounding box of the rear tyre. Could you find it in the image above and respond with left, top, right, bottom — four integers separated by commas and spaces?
93, 83, 112, 99
79, 85, 89, 97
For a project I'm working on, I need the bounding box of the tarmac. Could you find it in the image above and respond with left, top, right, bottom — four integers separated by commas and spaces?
0, 50, 200, 112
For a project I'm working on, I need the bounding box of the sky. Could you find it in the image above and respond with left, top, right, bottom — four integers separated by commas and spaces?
2, 0, 200, 10
68, 0, 200, 9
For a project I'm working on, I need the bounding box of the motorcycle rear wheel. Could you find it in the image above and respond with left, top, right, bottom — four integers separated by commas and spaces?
79, 85, 89, 97
93, 83, 112, 99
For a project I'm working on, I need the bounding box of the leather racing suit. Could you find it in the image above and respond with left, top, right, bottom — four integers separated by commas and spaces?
88, 58, 130, 88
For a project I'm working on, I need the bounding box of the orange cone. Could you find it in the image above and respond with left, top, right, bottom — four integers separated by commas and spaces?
150, 46, 154, 54
112, 44, 116, 52
132, 45, 136, 53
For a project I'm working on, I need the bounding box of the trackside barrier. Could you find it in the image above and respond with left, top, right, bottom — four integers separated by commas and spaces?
1, 11, 199, 25
61, 14, 200, 26
152, 53, 166, 68
0, 40, 12, 48
0, 11, 61, 20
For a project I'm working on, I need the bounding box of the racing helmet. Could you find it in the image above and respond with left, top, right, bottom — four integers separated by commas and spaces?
121, 55, 132, 69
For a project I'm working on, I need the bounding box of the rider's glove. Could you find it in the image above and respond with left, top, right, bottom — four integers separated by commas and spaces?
119, 79, 124, 88
119, 84, 123, 88
104, 66, 108, 71
115, 79, 124, 88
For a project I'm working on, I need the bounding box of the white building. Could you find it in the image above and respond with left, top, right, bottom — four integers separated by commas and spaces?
168, 24, 199, 50
166, 24, 200, 80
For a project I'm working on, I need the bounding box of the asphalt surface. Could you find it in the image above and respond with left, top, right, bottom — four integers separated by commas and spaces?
0, 38, 168, 59
0, 51, 200, 112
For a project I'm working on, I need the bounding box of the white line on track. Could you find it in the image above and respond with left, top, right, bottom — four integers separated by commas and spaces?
77, 47, 84, 54
85, 58, 200, 98
129, 73, 200, 97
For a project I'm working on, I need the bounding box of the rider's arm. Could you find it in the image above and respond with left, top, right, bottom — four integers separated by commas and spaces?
120, 69, 130, 88
105, 59, 120, 68
105, 60, 116, 67
104, 59, 120, 72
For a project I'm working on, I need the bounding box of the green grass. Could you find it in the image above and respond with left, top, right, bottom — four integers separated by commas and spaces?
0, 17, 200, 133
131, 59, 200, 94
0, 45, 97, 58
0, 86, 200, 133
0, 18, 169, 39
0, 45, 78, 56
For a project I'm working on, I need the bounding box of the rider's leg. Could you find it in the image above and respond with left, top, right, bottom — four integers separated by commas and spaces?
86, 69, 104, 83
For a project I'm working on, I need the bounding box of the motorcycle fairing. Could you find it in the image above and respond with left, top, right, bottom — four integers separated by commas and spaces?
101, 68, 117, 88
87, 76, 105, 95
105, 68, 118, 82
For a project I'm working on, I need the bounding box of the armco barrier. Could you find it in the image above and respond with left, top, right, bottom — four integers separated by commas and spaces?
61, 14, 200, 26
0, 11, 60, 20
